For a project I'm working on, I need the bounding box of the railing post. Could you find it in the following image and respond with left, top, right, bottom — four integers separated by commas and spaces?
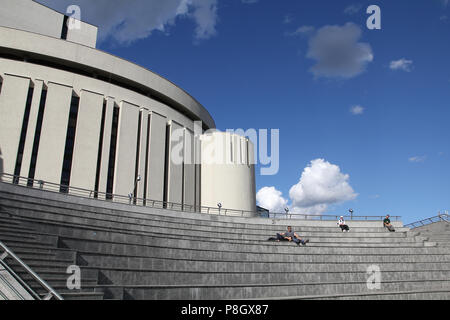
0, 251, 8, 260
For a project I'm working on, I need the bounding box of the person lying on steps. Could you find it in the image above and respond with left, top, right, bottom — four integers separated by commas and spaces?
274, 226, 310, 246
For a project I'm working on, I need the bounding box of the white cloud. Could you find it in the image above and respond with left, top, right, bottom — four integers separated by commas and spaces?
289, 159, 358, 214
257, 159, 357, 215
190, 0, 219, 41
390, 58, 414, 72
350, 105, 365, 115
306, 23, 374, 79
409, 155, 427, 163
287, 25, 315, 37
344, 4, 363, 15
256, 187, 288, 213
36, 0, 219, 45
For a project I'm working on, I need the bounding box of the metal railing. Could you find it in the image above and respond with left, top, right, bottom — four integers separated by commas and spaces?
0, 240, 63, 300
268, 212, 401, 221
404, 212, 449, 229
0, 172, 400, 221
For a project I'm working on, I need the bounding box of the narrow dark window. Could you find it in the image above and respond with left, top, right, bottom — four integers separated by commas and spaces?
230, 137, 233, 163
28, 87, 47, 186
93, 100, 107, 198
239, 140, 243, 164
13, 85, 34, 183
163, 124, 170, 208
61, 15, 69, 40
246, 139, 250, 166
198, 164, 201, 211
0, 76, 3, 95
143, 115, 151, 204
133, 111, 142, 204
60, 95, 80, 193
181, 159, 185, 210
106, 105, 119, 199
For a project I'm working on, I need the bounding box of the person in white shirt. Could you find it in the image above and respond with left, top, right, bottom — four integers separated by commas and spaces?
338, 216, 350, 232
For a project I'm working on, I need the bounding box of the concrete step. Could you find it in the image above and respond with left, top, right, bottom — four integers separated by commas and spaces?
3, 244, 77, 260
14, 219, 422, 251
4, 251, 57, 261
265, 287, 450, 300
0, 215, 27, 227
19, 216, 412, 241
5, 256, 75, 266
92, 279, 450, 299
0, 224, 36, 233
0, 231, 59, 247
0, 230, 36, 241
77, 254, 450, 273
57, 236, 449, 257
77, 250, 450, 264
59, 292, 104, 300
0, 235, 55, 248
28, 278, 99, 291
3, 211, 410, 248
93, 269, 450, 286
15, 267, 99, 280
9, 209, 407, 236
19, 225, 425, 248
0, 197, 408, 233
320, 291, 450, 300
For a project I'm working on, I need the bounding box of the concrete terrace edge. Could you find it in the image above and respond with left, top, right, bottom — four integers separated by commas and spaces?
0, 182, 404, 228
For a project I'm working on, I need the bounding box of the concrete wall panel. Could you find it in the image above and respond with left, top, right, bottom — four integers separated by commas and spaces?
33, 82, 73, 186
146, 112, 167, 202
0, 74, 30, 177
184, 128, 195, 208
97, 97, 114, 196
70, 90, 104, 191
168, 121, 184, 205
136, 108, 149, 199
19, 79, 44, 179
113, 101, 139, 197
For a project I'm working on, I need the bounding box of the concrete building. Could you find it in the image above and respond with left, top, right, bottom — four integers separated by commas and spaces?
0, 0, 256, 215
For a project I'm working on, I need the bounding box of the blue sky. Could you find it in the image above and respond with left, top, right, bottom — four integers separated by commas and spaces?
38, 0, 450, 223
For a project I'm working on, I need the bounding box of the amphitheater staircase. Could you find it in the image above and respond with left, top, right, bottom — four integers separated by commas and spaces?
1, 182, 450, 300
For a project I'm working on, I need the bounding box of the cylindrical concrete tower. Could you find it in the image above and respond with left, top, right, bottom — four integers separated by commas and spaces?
200, 131, 256, 216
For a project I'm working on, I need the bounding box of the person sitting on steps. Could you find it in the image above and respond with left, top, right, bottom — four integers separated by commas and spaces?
383, 214, 396, 232
338, 216, 350, 232
275, 226, 310, 246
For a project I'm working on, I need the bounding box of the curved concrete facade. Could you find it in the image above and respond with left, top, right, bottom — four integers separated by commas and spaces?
0, 1, 257, 215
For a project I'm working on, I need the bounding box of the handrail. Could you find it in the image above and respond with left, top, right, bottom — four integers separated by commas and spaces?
268, 212, 402, 221
0, 240, 63, 300
0, 173, 401, 221
404, 212, 449, 229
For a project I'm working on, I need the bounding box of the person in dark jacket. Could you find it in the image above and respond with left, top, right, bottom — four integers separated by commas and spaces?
276, 226, 310, 246
383, 215, 395, 232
